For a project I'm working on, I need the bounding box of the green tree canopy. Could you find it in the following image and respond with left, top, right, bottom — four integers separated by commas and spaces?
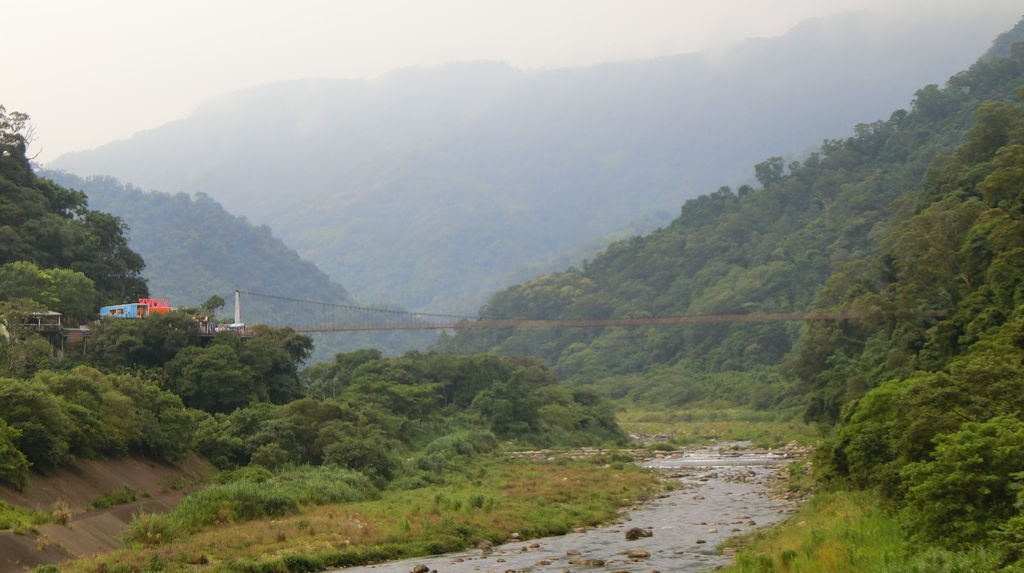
0, 106, 147, 306
0, 261, 96, 324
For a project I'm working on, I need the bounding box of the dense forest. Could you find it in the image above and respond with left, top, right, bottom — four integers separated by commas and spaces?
444, 16, 1024, 565
806, 53, 1024, 555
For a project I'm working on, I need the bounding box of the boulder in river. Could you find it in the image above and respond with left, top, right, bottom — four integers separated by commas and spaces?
624, 526, 653, 540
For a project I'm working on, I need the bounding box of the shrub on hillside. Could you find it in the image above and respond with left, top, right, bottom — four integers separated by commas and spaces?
902, 415, 1024, 547
0, 378, 70, 470
123, 512, 178, 546
0, 420, 29, 491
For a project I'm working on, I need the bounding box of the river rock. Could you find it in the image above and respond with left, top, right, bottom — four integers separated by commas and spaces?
410, 566, 429, 573
626, 548, 650, 559
624, 526, 653, 540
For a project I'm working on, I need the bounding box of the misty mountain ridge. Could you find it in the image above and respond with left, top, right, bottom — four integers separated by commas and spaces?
38, 171, 352, 308
39, 170, 436, 359
50, 10, 1016, 313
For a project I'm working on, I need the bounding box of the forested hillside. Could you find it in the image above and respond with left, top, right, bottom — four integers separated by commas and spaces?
38, 171, 434, 358
49, 11, 1012, 313
801, 45, 1024, 554
0, 114, 626, 573
0, 103, 624, 523
443, 19, 1024, 409
447, 17, 1024, 567
727, 25, 1024, 570
40, 171, 352, 311
0, 107, 147, 329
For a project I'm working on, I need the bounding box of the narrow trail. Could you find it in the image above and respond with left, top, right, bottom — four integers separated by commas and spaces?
332, 444, 805, 573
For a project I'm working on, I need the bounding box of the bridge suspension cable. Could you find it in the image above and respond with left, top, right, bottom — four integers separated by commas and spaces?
237, 290, 475, 320
234, 290, 891, 333
235, 290, 477, 332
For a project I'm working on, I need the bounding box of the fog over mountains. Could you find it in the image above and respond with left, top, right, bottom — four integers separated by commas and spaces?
51, 10, 1014, 313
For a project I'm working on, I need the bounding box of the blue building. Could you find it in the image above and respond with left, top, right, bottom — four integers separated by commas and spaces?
99, 302, 151, 319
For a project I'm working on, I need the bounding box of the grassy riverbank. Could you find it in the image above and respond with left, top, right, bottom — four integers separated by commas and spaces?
618, 406, 818, 448
721, 490, 902, 572
56, 456, 660, 573
720, 489, 1007, 573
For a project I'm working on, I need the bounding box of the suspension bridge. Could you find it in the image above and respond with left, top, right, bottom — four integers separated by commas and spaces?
235, 290, 879, 333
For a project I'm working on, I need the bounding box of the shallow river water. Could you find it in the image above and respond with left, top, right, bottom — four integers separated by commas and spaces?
332, 446, 797, 573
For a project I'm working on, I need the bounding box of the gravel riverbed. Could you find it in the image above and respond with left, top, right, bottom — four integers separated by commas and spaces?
332, 444, 805, 573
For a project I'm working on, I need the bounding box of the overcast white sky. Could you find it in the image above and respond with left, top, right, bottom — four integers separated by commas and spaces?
4, 0, 1022, 161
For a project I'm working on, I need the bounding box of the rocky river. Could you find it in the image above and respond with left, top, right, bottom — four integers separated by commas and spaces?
332, 444, 806, 573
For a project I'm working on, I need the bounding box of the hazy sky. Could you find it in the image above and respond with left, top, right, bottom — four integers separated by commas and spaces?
5, 0, 1022, 161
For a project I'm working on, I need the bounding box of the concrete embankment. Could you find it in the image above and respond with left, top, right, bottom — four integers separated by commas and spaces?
0, 454, 211, 573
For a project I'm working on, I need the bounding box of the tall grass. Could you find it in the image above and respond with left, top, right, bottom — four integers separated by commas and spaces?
256, 465, 379, 505
720, 490, 1004, 573
124, 466, 378, 546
